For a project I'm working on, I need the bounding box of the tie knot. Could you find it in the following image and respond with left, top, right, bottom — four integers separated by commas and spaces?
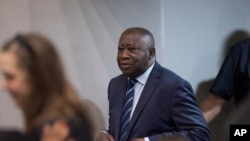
129, 78, 137, 84
127, 78, 137, 89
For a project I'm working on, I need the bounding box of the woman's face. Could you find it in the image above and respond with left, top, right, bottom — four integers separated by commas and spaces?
0, 50, 31, 107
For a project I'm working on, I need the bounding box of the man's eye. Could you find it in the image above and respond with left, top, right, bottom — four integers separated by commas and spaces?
128, 47, 136, 51
118, 47, 124, 52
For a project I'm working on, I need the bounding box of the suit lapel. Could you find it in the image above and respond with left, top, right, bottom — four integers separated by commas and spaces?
113, 75, 128, 141
125, 62, 162, 140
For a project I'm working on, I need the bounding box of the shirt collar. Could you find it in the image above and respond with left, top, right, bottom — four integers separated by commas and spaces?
135, 62, 155, 85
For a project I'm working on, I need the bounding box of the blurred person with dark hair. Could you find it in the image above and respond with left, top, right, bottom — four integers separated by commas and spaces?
200, 38, 250, 123
0, 33, 93, 141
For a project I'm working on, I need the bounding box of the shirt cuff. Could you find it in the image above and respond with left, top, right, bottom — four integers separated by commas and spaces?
144, 137, 150, 141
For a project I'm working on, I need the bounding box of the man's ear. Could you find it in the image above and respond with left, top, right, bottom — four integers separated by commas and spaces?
149, 47, 156, 60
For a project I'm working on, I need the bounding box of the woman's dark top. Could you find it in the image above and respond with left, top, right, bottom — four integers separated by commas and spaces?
0, 130, 28, 141
28, 115, 92, 141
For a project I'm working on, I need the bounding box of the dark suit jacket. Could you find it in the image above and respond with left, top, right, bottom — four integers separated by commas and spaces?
107, 62, 210, 141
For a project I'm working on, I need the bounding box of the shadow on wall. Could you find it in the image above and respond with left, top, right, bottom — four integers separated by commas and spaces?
195, 30, 250, 141
221, 29, 250, 64
220, 94, 250, 141
196, 79, 235, 141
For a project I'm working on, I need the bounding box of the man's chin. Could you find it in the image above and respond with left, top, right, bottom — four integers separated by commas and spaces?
122, 71, 138, 78
121, 70, 133, 77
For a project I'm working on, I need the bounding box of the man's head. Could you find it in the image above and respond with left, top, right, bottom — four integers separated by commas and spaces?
117, 27, 156, 78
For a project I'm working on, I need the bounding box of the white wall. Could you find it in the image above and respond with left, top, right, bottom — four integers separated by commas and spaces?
0, 0, 250, 134
162, 0, 250, 92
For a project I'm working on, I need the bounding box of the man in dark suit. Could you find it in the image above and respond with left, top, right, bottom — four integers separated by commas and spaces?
96, 27, 210, 141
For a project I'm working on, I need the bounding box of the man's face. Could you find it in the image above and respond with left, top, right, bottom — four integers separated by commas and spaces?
117, 31, 153, 78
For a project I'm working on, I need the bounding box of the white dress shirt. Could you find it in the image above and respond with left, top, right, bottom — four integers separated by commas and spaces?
98, 63, 155, 141
129, 63, 155, 119
129, 63, 155, 141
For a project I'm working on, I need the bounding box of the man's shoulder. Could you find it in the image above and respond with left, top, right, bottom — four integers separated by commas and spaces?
110, 74, 126, 83
158, 64, 184, 82
154, 63, 192, 89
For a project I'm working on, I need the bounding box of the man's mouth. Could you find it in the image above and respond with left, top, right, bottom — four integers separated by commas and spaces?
120, 63, 132, 69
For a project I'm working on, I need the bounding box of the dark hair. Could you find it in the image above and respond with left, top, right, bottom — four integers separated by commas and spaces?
120, 27, 155, 48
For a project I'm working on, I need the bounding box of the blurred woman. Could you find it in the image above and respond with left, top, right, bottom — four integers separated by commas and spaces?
0, 33, 93, 141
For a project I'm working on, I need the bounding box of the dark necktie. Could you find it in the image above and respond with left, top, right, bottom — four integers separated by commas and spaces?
120, 79, 137, 141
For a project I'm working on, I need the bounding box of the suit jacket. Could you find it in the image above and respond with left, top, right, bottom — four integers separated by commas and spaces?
107, 62, 210, 141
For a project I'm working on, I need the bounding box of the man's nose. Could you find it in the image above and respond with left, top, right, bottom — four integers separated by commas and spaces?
120, 49, 130, 59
